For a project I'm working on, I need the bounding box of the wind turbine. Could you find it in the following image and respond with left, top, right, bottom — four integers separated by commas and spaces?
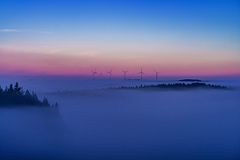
154, 70, 159, 81
91, 68, 97, 80
107, 70, 112, 80
138, 68, 144, 81
122, 70, 128, 80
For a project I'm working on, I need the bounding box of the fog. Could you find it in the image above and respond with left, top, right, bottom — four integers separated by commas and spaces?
0, 76, 240, 159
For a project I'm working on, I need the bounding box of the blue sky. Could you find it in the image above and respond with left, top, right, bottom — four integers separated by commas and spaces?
1, 0, 239, 46
0, 0, 239, 76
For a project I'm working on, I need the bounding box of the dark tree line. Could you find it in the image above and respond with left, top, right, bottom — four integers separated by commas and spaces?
118, 82, 228, 90
0, 82, 55, 106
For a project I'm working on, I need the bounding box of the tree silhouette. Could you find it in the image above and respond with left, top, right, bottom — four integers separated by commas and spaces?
0, 82, 55, 107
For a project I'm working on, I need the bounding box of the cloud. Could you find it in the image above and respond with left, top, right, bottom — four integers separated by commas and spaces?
0, 29, 19, 33
0, 28, 52, 34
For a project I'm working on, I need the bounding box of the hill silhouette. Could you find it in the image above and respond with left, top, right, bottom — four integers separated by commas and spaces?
179, 79, 202, 82
117, 82, 229, 90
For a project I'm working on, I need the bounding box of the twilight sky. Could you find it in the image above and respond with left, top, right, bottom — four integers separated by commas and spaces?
0, 0, 240, 77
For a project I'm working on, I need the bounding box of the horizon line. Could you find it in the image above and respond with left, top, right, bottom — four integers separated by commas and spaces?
1, 72, 239, 79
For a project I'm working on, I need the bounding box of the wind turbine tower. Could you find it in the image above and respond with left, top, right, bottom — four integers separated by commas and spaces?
139, 68, 144, 81
155, 71, 159, 81
107, 70, 112, 80
91, 69, 97, 80
122, 70, 128, 80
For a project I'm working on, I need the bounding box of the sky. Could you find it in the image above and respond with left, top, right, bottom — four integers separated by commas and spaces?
0, 0, 240, 77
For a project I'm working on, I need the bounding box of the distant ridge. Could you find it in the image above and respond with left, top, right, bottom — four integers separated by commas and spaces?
115, 82, 229, 91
